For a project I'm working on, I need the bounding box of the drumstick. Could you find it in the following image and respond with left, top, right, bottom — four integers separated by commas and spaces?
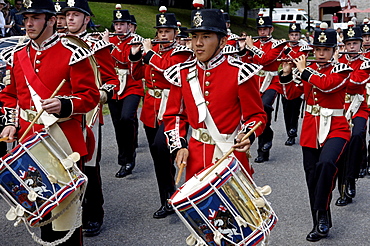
200, 121, 263, 182
18, 79, 67, 143
175, 162, 186, 185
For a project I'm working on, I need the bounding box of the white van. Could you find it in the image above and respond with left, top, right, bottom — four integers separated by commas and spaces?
259, 8, 321, 32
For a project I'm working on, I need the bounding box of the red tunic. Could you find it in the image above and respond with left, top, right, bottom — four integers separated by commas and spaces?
110, 34, 144, 99
163, 53, 267, 180
131, 43, 193, 128
0, 33, 100, 156
338, 54, 370, 119
282, 62, 352, 148
248, 38, 285, 94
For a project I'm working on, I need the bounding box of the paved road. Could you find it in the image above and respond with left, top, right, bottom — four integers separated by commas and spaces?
1, 108, 369, 246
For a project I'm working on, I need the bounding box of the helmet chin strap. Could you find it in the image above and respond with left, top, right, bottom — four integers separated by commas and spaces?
31, 18, 49, 41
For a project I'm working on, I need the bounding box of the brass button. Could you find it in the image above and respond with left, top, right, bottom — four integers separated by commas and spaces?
313, 92, 317, 95
204, 91, 209, 96
151, 74, 155, 77
36, 60, 41, 64
205, 81, 210, 86
206, 101, 210, 106
31, 106, 35, 110
314, 98, 318, 101
35, 69, 39, 73
153, 79, 156, 83
345, 94, 351, 101
36, 51, 41, 55
206, 72, 211, 77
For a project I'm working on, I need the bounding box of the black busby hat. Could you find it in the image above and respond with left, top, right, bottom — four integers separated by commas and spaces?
186, 0, 227, 36
54, 1, 67, 15
313, 23, 337, 48
343, 22, 362, 42
222, 11, 230, 23
289, 22, 301, 33
112, 4, 131, 23
154, 6, 177, 29
18, 0, 56, 15
176, 22, 189, 38
62, 0, 93, 16
360, 18, 370, 36
256, 13, 272, 28
130, 15, 137, 26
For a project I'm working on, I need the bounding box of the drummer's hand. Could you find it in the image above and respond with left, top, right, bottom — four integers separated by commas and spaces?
232, 133, 251, 152
175, 148, 189, 169
41, 98, 61, 115
143, 39, 152, 53
0, 125, 17, 143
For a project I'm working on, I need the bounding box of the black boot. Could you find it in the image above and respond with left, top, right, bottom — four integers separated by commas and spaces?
344, 179, 356, 198
285, 137, 295, 146
316, 210, 329, 237
254, 151, 269, 163
306, 227, 323, 242
335, 195, 352, 206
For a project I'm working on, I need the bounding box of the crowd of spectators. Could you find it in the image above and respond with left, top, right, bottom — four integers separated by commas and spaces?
0, 0, 25, 38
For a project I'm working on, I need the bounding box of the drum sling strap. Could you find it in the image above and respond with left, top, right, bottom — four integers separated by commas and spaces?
187, 65, 239, 161
17, 47, 73, 155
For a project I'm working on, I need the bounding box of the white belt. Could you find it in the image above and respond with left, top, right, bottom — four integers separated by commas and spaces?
257, 70, 278, 77
191, 128, 232, 145
306, 105, 344, 117
148, 89, 163, 99
19, 109, 70, 125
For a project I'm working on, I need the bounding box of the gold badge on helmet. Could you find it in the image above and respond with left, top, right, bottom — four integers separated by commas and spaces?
24, 0, 32, 8
55, 2, 61, 12
319, 32, 327, 43
159, 14, 167, 25
364, 25, 370, 33
116, 11, 122, 19
67, 0, 75, 7
291, 24, 296, 30
258, 17, 264, 25
347, 27, 355, 37
193, 11, 203, 27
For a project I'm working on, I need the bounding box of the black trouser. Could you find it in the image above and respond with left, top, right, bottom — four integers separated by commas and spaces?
41, 222, 82, 246
144, 123, 176, 206
108, 94, 141, 166
302, 137, 347, 226
82, 124, 104, 224
337, 117, 366, 194
281, 96, 302, 137
257, 89, 277, 157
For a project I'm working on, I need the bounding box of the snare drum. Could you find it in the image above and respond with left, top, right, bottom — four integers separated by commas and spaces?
170, 157, 277, 246
0, 131, 86, 227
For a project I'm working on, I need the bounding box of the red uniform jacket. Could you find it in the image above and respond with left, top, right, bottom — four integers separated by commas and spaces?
247, 37, 285, 93
281, 62, 352, 148
163, 53, 267, 180
110, 34, 144, 99
0, 33, 100, 156
130, 43, 193, 128
338, 54, 370, 119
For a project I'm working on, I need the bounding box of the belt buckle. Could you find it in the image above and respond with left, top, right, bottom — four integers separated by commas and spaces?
258, 70, 265, 76
25, 109, 36, 122
154, 90, 162, 98
311, 105, 320, 116
198, 129, 211, 143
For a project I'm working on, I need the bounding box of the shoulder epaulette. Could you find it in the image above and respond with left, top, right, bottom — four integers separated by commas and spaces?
91, 39, 112, 54
61, 36, 93, 65
222, 45, 238, 55
171, 45, 193, 56
331, 63, 353, 74
299, 44, 313, 52
164, 59, 196, 86
272, 39, 285, 49
228, 33, 239, 40
0, 42, 27, 67
360, 58, 370, 70
228, 56, 262, 84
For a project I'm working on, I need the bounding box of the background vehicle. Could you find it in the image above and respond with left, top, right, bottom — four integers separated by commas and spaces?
259, 8, 322, 32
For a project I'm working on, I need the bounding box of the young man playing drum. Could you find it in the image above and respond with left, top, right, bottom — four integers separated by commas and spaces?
280, 23, 352, 242
163, 1, 266, 181
0, 0, 100, 244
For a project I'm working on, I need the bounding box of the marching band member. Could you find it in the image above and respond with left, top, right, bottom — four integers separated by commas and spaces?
281, 23, 312, 146
129, 6, 193, 219
242, 14, 285, 163
62, 0, 120, 237
108, 5, 144, 178
175, 22, 190, 47
163, 1, 266, 181
54, 1, 68, 33
335, 24, 370, 206
0, 0, 100, 244
280, 23, 352, 242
